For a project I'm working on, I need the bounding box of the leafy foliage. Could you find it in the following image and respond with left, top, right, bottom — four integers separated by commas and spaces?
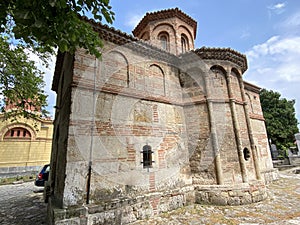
0, 36, 47, 118
260, 88, 299, 151
0, 0, 114, 57
0, 0, 114, 118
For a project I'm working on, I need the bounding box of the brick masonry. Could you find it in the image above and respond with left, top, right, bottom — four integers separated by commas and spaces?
48, 8, 277, 225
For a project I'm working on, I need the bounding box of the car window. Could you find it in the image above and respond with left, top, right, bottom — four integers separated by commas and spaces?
45, 165, 50, 172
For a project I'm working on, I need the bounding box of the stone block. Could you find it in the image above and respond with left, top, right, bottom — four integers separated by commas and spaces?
195, 191, 209, 204
210, 194, 228, 205
240, 194, 252, 205
252, 194, 264, 203
227, 197, 240, 206
55, 218, 81, 225
229, 190, 246, 197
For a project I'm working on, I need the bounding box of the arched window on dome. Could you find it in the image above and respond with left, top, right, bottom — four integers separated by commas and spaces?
158, 32, 169, 51
181, 34, 189, 53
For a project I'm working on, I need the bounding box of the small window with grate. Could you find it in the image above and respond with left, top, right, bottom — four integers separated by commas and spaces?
141, 144, 154, 168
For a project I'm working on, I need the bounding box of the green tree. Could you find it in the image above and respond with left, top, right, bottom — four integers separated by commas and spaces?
0, 36, 47, 118
0, 0, 114, 117
260, 88, 299, 153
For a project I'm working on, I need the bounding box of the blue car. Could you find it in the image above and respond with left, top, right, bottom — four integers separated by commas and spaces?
34, 164, 50, 187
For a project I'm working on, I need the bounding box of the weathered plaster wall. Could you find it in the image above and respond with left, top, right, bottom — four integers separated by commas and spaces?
62, 44, 194, 207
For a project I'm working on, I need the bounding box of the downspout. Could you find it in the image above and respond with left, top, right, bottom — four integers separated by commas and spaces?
86, 57, 97, 204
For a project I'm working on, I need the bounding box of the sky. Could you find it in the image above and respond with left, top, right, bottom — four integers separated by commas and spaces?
43, 0, 300, 129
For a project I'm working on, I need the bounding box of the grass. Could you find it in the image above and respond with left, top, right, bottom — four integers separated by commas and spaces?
0, 174, 35, 185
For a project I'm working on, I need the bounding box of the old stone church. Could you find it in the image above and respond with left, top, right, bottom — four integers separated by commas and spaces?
48, 8, 277, 224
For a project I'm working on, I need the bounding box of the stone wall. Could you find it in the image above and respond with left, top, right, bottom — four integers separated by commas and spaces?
48, 13, 277, 224
244, 84, 275, 182
51, 186, 195, 225
60, 44, 194, 208
195, 181, 267, 205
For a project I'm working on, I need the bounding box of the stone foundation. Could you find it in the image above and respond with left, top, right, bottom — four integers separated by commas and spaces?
195, 181, 267, 206
261, 169, 279, 184
49, 186, 195, 225
49, 181, 271, 224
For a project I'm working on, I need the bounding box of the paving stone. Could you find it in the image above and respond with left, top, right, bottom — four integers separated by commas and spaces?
0, 182, 46, 225
1, 169, 300, 224
131, 169, 300, 225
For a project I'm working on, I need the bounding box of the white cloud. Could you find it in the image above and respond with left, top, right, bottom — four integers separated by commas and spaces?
268, 2, 286, 15
274, 3, 286, 9
244, 35, 300, 127
246, 36, 279, 58
279, 11, 300, 34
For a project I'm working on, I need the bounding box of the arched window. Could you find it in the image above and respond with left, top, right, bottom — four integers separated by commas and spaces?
141, 144, 154, 168
243, 147, 251, 161
158, 32, 169, 51
181, 34, 189, 53
4, 127, 31, 139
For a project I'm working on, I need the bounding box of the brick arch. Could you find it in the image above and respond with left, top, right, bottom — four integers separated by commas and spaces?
180, 33, 189, 53
245, 92, 254, 113
157, 31, 170, 51
149, 63, 165, 75
140, 31, 150, 41
103, 50, 130, 87
106, 50, 129, 67
231, 67, 242, 79
152, 23, 176, 37
152, 23, 176, 52
149, 64, 166, 96
210, 65, 226, 75
0, 123, 36, 141
209, 65, 228, 98
231, 68, 243, 101
178, 25, 194, 43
